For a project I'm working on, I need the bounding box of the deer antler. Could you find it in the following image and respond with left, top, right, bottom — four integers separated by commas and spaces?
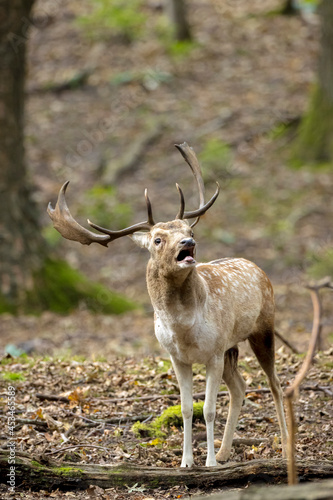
47, 181, 154, 247
48, 144, 218, 245
175, 142, 220, 227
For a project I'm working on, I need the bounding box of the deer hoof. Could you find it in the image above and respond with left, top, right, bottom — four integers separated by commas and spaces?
180, 457, 194, 468
215, 449, 230, 463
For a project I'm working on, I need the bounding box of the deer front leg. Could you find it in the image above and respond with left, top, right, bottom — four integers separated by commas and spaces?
204, 356, 224, 467
171, 357, 194, 467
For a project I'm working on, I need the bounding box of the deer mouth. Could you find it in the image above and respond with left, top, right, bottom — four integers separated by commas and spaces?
176, 247, 196, 264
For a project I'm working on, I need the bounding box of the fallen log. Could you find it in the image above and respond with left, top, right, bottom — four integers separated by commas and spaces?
192, 478, 333, 500
0, 451, 332, 492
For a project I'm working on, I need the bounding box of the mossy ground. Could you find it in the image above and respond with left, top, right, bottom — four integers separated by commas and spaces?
131, 402, 204, 438
1, 257, 138, 315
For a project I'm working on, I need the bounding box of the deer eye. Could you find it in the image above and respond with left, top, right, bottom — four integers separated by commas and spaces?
190, 231, 194, 238
154, 238, 161, 245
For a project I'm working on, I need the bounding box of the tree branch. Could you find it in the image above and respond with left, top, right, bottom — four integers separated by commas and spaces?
285, 277, 333, 485
0, 451, 332, 491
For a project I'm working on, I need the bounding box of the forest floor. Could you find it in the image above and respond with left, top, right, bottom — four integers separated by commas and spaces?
0, 349, 332, 499
1, 0, 333, 498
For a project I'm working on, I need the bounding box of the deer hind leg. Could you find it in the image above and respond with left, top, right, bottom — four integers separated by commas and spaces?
249, 327, 288, 457
216, 347, 246, 462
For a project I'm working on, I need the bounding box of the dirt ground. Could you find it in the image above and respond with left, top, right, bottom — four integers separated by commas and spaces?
1, 0, 333, 498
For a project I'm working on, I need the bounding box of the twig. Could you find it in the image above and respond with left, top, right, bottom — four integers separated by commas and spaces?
67, 411, 152, 426
93, 384, 332, 404
36, 393, 70, 403
44, 444, 112, 456
29, 68, 92, 94
285, 276, 333, 485
93, 389, 267, 403
274, 330, 299, 354
14, 418, 48, 430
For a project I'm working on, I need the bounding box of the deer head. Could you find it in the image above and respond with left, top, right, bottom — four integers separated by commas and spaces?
47, 143, 220, 265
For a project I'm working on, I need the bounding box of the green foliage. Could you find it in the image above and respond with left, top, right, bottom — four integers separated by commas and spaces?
132, 402, 204, 438
156, 358, 172, 373
167, 40, 197, 59
148, 13, 197, 59
4, 344, 25, 357
77, 0, 147, 42
199, 138, 233, 180
1, 353, 30, 365
110, 69, 172, 89
298, 0, 319, 12
42, 224, 62, 248
306, 248, 333, 279
82, 185, 132, 229
1, 371, 26, 382
0, 295, 16, 314
24, 258, 138, 315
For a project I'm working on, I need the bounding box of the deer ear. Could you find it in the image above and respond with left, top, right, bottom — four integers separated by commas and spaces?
130, 232, 151, 249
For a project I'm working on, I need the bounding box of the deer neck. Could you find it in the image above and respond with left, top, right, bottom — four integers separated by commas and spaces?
146, 261, 206, 325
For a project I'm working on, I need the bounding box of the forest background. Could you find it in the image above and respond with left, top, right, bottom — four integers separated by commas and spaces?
0, 1, 332, 499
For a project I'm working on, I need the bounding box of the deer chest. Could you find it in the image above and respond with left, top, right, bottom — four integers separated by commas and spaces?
154, 312, 224, 364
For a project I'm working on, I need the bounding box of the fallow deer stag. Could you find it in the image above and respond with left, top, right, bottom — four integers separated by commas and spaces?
48, 142, 288, 467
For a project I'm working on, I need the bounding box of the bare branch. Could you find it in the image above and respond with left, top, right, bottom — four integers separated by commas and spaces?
285, 277, 333, 485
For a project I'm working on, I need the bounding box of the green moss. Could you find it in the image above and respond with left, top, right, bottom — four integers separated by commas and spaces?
52, 466, 84, 477
23, 258, 138, 315
31, 460, 45, 468
291, 85, 333, 166
131, 402, 204, 438
31, 462, 84, 478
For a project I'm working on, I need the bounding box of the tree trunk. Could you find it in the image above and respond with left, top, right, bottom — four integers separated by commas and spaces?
281, 0, 298, 16
195, 479, 333, 500
1, 451, 332, 492
292, 0, 333, 164
0, 0, 45, 310
167, 0, 191, 42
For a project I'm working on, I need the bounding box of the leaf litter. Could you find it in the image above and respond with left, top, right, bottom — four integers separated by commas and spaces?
0, 349, 332, 498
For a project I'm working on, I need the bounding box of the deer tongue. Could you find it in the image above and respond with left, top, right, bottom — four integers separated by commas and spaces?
184, 255, 195, 263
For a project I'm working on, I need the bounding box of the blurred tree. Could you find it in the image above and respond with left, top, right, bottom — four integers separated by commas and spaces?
0, 0, 44, 310
281, 0, 298, 15
293, 0, 333, 164
167, 0, 191, 41
0, 1, 136, 315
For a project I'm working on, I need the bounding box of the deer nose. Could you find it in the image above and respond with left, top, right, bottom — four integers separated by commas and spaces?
180, 238, 196, 247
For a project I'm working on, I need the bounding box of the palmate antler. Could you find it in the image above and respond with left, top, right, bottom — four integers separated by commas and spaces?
47, 143, 219, 245
47, 181, 155, 247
